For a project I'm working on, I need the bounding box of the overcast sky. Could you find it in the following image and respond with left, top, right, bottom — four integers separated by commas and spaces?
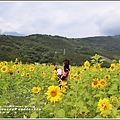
0, 1, 120, 38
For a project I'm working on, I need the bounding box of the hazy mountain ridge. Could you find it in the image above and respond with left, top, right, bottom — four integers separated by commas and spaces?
2, 31, 26, 36
0, 34, 120, 66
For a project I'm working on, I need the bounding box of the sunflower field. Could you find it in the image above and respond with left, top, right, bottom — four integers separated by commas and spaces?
0, 54, 120, 118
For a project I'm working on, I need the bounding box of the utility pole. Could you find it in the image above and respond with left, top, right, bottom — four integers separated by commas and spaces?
63, 48, 66, 55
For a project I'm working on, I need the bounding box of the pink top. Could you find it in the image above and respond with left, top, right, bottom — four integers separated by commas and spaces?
62, 69, 69, 82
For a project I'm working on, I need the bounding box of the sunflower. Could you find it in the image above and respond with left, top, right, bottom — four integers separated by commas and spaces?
98, 98, 113, 118
98, 98, 109, 110
23, 67, 27, 71
110, 64, 115, 71
14, 58, 18, 64
80, 106, 88, 116
60, 81, 68, 92
98, 98, 112, 113
110, 96, 118, 104
8, 69, 13, 75
70, 73, 74, 80
95, 64, 101, 70
101, 113, 108, 118
53, 70, 57, 74
0, 62, 3, 66
45, 85, 62, 103
29, 67, 35, 72
75, 75, 81, 80
92, 78, 99, 88
84, 60, 90, 69
32, 87, 41, 94
99, 79, 107, 87
100, 103, 112, 112
4, 61, 8, 66
21, 72, 25, 77
119, 60, 120, 64
17, 69, 20, 74
80, 111, 87, 116
105, 75, 110, 79
1, 65, 8, 73
51, 70, 57, 80
42, 72, 46, 78
12, 65, 17, 69
26, 73, 30, 77
51, 75, 56, 81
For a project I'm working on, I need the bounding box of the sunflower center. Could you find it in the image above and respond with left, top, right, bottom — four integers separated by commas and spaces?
2, 68, 6, 71
51, 91, 57, 97
86, 64, 89, 67
111, 66, 114, 69
8, 70, 13, 75
26, 73, 29, 76
104, 105, 108, 110
35, 89, 38, 92
101, 81, 105, 85
112, 98, 116, 103
94, 81, 98, 85
82, 112, 86, 115
106, 76, 108, 79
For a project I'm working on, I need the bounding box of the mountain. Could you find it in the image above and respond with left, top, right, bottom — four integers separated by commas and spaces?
0, 34, 120, 66
3, 31, 25, 36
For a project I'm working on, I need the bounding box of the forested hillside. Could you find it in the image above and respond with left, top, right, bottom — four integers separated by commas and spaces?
0, 34, 120, 66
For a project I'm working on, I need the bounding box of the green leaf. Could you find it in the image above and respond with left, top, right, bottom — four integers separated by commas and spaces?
111, 84, 118, 90
76, 100, 84, 108
87, 100, 93, 106
94, 114, 102, 118
39, 101, 44, 105
67, 91, 75, 96
96, 107, 100, 113
56, 109, 65, 118
31, 98, 37, 101
42, 104, 53, 111
116, 110, 120, 117
112, 108, 117, 116
93, 94, 101, 98
102, 110, 111, 115
39, 96, 44, 100
30, 112, 38, 118
108, 90, 118, 95
28, 101, 36, 106
99, 91, 105, 95
0, 97, 9, 104
84, 93, 90, 99
66, 102, 73, 106
69, 109, 76, 117
79, 90, 84, 95
116, 116, 120, 118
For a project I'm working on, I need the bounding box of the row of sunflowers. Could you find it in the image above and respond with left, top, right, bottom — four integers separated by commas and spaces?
0, 55, 120, 118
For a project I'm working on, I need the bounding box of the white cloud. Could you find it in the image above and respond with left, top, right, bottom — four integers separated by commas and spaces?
0, 1, 120, 38
95, 6, 120, 36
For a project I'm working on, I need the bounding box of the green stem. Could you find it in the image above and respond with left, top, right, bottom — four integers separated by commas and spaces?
74, 80, 79, 118
54, 102, 57, 118
36, 94, 40, 118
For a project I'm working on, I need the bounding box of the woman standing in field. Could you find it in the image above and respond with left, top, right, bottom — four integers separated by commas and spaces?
54, 59, 70, 85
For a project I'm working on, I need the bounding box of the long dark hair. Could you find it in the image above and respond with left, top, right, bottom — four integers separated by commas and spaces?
63, 59, 70, 72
